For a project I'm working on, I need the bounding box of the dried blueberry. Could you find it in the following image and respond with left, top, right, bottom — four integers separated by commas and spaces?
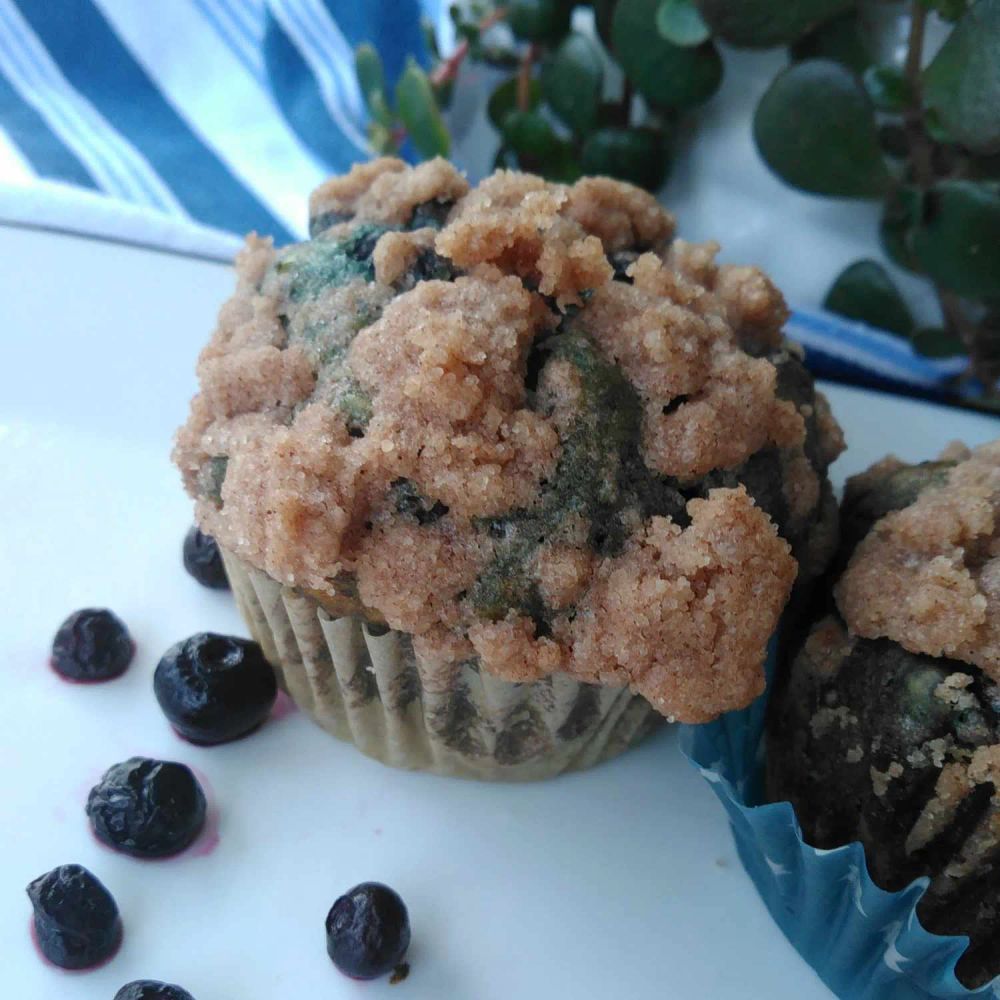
154, 633, 277, 745
390, 478, 449, 524
182, 526, 229, 590
408, 198, 453, 230
326, 882, 411, 980
114, 981, 195, 1000
608, 249, 639, 282
404, 247, 459, 286
308, 208, 352, 237
26, 864, 121, 970
51, 608, 134, 682
86, 757, 207, 859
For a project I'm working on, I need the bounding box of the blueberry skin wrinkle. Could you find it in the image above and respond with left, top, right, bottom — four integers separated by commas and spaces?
114, 980, 196, 1000
26, 864, 122, 970
87, 757, 207, 859
326, 882, 411, 980
154, 633, 277, 745
50, 608, 134, 681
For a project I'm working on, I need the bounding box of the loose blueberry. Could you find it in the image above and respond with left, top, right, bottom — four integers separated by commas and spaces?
182, 526, 229, 590
326, 882, 411, 980
51, 608, 133, 682
26, 864, 121, 970
154, 633, 277, 745
87, 757, 207, 859
114, 980, 195, 1000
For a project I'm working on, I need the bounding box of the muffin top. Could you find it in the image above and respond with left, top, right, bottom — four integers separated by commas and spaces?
836, 441, 1000, 679
174, 158, 843, 722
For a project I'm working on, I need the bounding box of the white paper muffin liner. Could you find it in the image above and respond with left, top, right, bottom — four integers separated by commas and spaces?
222, 549, 661, 780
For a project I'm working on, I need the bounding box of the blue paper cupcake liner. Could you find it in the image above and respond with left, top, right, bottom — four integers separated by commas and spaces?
678, 640, 1000, 1000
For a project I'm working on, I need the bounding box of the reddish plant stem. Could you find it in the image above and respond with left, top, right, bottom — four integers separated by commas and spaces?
430, 6, 508, 86
517, 43, 538, 111
618, 77, 633, 127
902, 2, 933, 189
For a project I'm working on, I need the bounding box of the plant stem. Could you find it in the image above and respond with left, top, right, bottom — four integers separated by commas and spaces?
902, 2, 934, 189
618, 77, 633, 127
901, 1, 991, 391
517, 43, 538, 111
430, 6, 508, 86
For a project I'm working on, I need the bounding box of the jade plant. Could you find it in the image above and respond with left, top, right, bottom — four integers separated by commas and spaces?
354, 0, 1000, 399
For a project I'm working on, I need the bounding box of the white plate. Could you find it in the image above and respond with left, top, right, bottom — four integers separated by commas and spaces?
0, 225, 996, 1000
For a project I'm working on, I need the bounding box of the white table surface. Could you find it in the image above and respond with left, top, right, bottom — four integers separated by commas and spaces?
0, 222, 996, 1000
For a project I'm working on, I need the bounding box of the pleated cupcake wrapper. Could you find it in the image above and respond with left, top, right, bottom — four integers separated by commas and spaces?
679, 640, 998, 999
222, 549, 660, 780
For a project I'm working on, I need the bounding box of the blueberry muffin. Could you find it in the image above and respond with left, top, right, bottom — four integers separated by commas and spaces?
174, 158, 843, 779
769, 441, 1000, 986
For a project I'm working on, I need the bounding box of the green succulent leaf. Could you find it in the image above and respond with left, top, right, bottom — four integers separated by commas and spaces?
612, 0, 723, 109
924, 0, 1000, 155
367, 122, 397, 155
753, 59, 890, 198
922, 107, 956, 145
542, 33, 604, 135
488, 76, 542, 130
539, 141, 585, 183
694, 0, 854, 47
912, 326, 966, 358
499, 112, 582, 182
789, 11, 872, 75
355, 44, 385, 110
823, 260, 915, 337
880, 185, 923, 272
863, 65, 913, 113
911, 181, 1000, 298
508, 0, 574, 43
395, 58, 450, 159
581, 126, 671, 190
655, 0, 710, 45
368, 91, 395, 130
356, 44, 395, 128
501, 109, 563, 162
920, 0, 970, 22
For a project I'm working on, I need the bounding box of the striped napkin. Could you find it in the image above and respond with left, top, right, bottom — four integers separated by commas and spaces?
0, 0, 969, 397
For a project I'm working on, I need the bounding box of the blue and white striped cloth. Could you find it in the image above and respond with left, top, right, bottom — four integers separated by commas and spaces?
0, 0, 972, 397
0, 0, 445, 256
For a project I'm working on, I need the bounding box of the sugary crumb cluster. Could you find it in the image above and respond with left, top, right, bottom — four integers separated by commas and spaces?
837, 441, 1000, 678
175, 157, 843, 722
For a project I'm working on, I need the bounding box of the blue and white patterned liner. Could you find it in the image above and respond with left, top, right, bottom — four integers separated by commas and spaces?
678, 641, 1000, 1000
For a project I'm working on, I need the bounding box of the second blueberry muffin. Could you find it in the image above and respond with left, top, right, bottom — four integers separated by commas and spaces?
175, 158, 843, 778
769, 441, 1000, 987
